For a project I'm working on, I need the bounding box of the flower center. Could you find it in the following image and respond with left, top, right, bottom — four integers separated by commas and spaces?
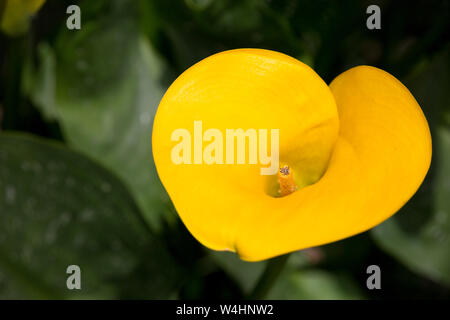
277, 165, 297, 197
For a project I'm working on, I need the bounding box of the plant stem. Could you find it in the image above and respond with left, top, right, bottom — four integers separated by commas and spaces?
249, 253, 290, 299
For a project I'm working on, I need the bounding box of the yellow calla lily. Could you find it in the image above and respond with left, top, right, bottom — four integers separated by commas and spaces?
152, 48, 431, 261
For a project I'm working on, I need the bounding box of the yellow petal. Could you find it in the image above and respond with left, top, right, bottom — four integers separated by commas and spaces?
236, 66, 431, 261
153, 49, 338, 253
152, 49, 432, 261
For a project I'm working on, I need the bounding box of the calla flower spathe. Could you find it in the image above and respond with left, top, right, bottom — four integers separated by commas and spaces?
152, 49, 431, 261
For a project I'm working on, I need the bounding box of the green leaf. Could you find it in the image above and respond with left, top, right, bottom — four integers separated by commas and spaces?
0, 133, 179, 299
210, 251, 266, 293
210, 250, 310, 294
24, 0, 171, 229
268, 268, 364, 300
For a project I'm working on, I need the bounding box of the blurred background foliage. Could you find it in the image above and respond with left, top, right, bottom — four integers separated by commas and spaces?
0, 0, 449, 299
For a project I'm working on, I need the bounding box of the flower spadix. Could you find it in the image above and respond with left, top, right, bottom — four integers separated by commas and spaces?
152, 49, 431, 261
